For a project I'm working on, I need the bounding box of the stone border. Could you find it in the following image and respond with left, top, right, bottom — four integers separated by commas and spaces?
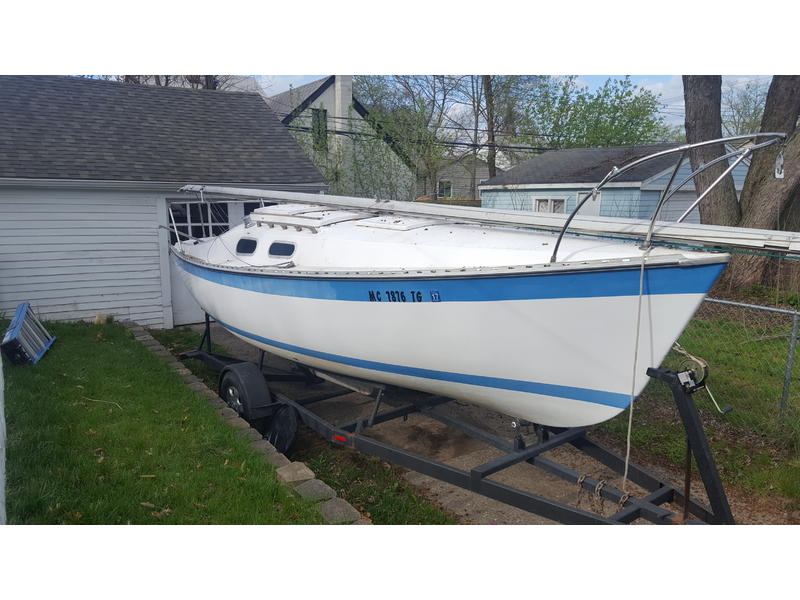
121, 321, 370, 525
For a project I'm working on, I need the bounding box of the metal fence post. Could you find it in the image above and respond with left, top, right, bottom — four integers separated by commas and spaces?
781, 312, 800, 420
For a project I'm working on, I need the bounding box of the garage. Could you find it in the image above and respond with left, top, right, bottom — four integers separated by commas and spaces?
0, 75, 324, 328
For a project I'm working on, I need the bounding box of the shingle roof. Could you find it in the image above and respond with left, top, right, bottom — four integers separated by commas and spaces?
483, 143, 682, 186
0, 75, 324, 184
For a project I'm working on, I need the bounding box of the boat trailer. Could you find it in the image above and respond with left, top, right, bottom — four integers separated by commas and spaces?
183, 315, 735, 525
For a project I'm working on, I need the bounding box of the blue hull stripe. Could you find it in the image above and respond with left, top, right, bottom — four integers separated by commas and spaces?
214, 317, 632, 409
175, 254, 725, 303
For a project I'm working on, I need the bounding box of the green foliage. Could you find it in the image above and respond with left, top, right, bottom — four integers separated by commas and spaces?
289, 102, 416, 201
3, 322, 321, 524
514, 76, 677, 149
152, 326, 458, 524
599, 313, 800, 505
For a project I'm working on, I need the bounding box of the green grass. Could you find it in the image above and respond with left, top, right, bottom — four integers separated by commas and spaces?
151, 326, 458, 524
2, 321, 322, 524
598, 314, 800, 508
292, 430, 457, 524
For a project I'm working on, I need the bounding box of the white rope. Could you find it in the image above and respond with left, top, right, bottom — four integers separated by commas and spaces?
622, 248, 651, 492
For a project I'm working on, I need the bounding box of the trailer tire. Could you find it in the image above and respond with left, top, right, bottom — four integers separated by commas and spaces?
219, 362, 273, 425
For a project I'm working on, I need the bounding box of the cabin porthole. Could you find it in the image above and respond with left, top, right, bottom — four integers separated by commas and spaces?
269, 241, 295, 258
236, 238, 257, 255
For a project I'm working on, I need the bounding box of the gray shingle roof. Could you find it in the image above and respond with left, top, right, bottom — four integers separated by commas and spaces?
483, 143, 682, 186
0, 75, 324, 184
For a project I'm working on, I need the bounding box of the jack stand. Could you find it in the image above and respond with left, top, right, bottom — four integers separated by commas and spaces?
646, 367, 735, 524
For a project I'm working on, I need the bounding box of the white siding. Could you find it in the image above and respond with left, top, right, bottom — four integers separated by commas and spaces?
0, 188, 169, 328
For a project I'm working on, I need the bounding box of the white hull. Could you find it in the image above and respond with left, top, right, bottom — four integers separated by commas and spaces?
173, 253, 722, 427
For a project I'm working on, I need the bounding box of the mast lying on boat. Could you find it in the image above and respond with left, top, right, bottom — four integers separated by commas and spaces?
181, 133, 796, 257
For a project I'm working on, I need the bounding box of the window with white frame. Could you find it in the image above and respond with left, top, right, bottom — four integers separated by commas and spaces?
533, 197, 566, 213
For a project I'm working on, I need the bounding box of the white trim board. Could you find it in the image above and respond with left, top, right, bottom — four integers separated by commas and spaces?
479, 182, 638, 191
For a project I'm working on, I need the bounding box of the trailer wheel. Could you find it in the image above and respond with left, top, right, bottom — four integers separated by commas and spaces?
264, 404, 298, 454
219, 362, 273, 425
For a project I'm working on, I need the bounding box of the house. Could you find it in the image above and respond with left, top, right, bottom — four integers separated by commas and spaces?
265, 76, 416, 201
0, 75, 325, 328
416, 154, 500, 206
479, 144, 751, 223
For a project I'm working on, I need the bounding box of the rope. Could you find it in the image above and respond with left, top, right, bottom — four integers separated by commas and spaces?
622, 248, 652, 492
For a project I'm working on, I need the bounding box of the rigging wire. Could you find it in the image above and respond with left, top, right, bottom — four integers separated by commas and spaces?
622, 247, 652, 493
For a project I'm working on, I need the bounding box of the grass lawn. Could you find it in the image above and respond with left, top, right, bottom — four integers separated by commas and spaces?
2, 320, 322, 524
598, 313, 800, 509
151, 326, 458, 524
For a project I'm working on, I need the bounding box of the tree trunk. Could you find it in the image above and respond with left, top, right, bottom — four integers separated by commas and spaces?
203, 75, 218, 90
725, 77, 800, 288
483, 75, 497, 178
739, 75, 800, 217
682, 76, 740, 226
727, 131, 800, 287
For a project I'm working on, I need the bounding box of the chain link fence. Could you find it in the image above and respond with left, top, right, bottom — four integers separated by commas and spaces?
661, 297, 800, 434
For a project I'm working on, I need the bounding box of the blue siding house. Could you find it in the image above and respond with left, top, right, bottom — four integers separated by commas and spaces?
479, 144, 751, 224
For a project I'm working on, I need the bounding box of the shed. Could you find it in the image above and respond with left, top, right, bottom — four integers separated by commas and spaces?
479, 144, 751, 223
0, 75, 325, 328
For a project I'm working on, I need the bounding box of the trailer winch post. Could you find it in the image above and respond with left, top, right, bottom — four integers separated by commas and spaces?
646, 367, 735, 524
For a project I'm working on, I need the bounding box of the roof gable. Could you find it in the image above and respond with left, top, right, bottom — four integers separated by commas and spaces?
0, 75, 324, 184
265, 76, 334, 124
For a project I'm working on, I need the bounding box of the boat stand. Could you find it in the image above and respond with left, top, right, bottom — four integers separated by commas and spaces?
184, 316, 734, 525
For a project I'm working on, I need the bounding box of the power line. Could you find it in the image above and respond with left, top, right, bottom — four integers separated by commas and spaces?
286, 124, 554, 153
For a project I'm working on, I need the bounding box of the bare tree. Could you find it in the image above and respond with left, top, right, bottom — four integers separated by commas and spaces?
721, 78, 769, 136
117, 75, 241, 90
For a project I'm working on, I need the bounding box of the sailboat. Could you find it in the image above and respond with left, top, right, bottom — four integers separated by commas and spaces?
170, 133, 795, 427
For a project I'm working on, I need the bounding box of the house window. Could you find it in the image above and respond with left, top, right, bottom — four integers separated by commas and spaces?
311, 108, 328, 152
438, 180, 453, 198
533, 198, 566, 214
167, 201, 229, 244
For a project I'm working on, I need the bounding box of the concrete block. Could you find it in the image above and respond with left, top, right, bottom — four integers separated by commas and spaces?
219, 407, 238, 419
276, 462, 315, 487
319, 497, 361, 524
294, 479, 336, 502
263, 452, 291, 468
236, 428, 263, 441
207, 397, 227, 409
225, 416, 251, 430
250, 439, 277, 454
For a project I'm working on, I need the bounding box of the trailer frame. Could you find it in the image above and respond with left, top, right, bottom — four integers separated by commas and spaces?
182, 315, 735, 525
